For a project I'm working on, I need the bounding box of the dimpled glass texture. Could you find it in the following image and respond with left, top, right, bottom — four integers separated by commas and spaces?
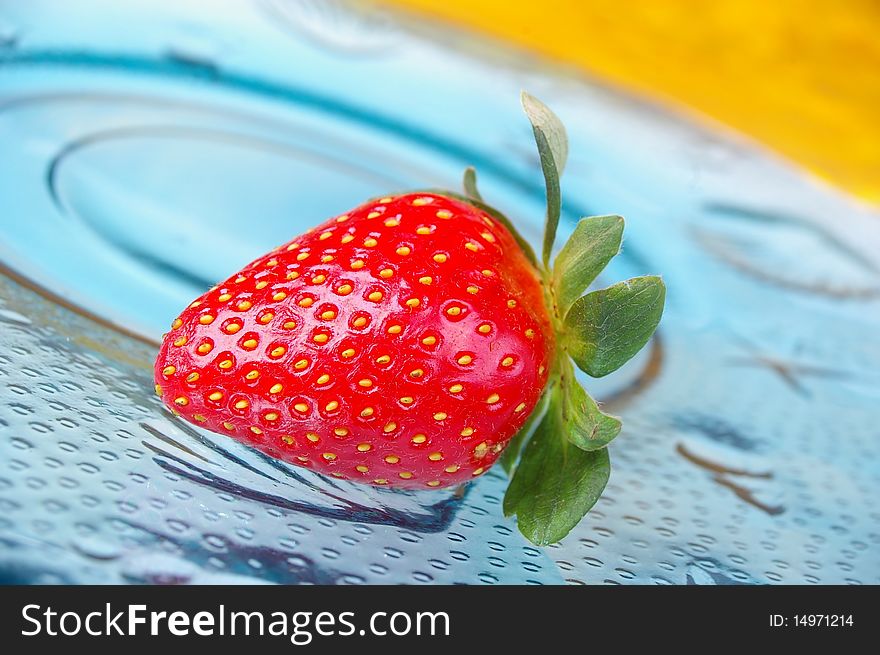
0, 0, 878, 584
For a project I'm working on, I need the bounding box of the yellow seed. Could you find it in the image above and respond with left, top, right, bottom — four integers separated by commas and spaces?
373, 479, 388, 485
194, 414, 207, 423
507, 299, 517, 308
255, 281, 269, 290
234, 276, 247, 283
296, 455, 309, 462
481, 269, 493, 277
321, 256, 334, 265
336, 284, 353, 295
384, 455, 400, 464
457, 355, 473, 365
306, 432, 319, 442
445, 465, 460, 473
173, 336, 187, 347
319, 231, 333, 241
341, 234, 354, 244
281, 435, 294, 445
478, 323, 492, 334
320, 310, 336, 320
245, 370, 260, 381
186, 372, 199, 382
412, 197, 432, 206
525, 329, 535, 339
298, 297, 314, 308
422, 336, 437, 346
465, 242, 479, 252
171, 318, 183, 329
428, 452, 443, 461
282, 321, 297, 330
286, 271, 300, 280
341, 348, 356, 358
352, 316, 368, 328
162, 365, 176, 376
481, 232, 496, 243
384, 218, 399, 227
367, 211, 381, 219
387, 324, 402, 335
234, 399, 249, 410
311, 274, 326, 285
197, 343, 212, 355
486, 393, 500, 404
334, 427, 349, 437
367, 291, 383, 302
539, 365, 546, 375
427, 480, 441, 487
418, 276, 433, 285
514, 402, 526, 413
357, 443, 372, 452
316, 374, 331, 385
363, 238, 378, 248
360, 407, 374, 417
472, 468, 485, 476
412, 434, 427, 444
460, 427, 474, 437
286, 242, 299, 251
449, 384, 464, 394
356, 465, 369, 473
433, 253, 447, 263
406, 298, 420, 308
501, 357, 514, 367
250, 426, 262, 435
259, 312, 274, 324
383, 422, 397, 433
218, 359, 233, 370
265, 259, 278, 267
237, 301, 252, 311
410, 368, 424, 378
294, 359, 309, 370
174, 396, 189, 406
379, 268, 394, 279
269, 383, 283, 394
433, 412, 448, 421
467, 285, 479, 295
436, 209, 452, 219
446, 306, 462, 317
322, 452, 336, 461
350, 259, 365, 270
225, 323, 241, 334
241, 338, 258, 350
293, 403, 308, 413
199, 314, 215, 325
264, 412, 279, 421
189, 301, 202, 308
296, 252, 309, 261
358, 379, 373, 388
313, 333, 328, 344
217, 293, 233, 304
400, 396, 413, 405
270, 346, 286, 358
396, 246, 411, 256
378, 197, 392, 203
416, 226, 432, 235
399, 472, 413, 479
376, 355, 391, 365
223, 421, 235, 430
336, 214, 349, 223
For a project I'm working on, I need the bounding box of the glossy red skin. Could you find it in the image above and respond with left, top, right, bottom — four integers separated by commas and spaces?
154, 193, 553, 489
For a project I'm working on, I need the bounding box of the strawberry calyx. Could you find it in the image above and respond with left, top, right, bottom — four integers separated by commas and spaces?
465, 92, 667, 546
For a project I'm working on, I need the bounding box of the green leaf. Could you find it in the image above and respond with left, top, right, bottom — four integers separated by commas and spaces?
462, 166, 483, 202
553, 215, 624, 316
559, 360, 621, 451
503, 390, 611, 545
414, 187, 539, 268
499, 390, 549, 475
521, 91, 568, 267
564, 275, 666, 378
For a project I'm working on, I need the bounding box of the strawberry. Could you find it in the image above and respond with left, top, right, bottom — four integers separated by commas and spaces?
154, 93, 665, 544
155, 191, 553, 489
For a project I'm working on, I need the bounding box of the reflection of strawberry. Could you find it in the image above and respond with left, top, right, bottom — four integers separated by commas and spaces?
155, 192, 553, 489
154, 93, 664, 546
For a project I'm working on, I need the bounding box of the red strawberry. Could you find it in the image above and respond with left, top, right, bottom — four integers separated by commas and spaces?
155, 192, 553, 489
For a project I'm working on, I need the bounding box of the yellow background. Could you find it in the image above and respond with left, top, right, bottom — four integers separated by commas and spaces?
381, 0, 880, 204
